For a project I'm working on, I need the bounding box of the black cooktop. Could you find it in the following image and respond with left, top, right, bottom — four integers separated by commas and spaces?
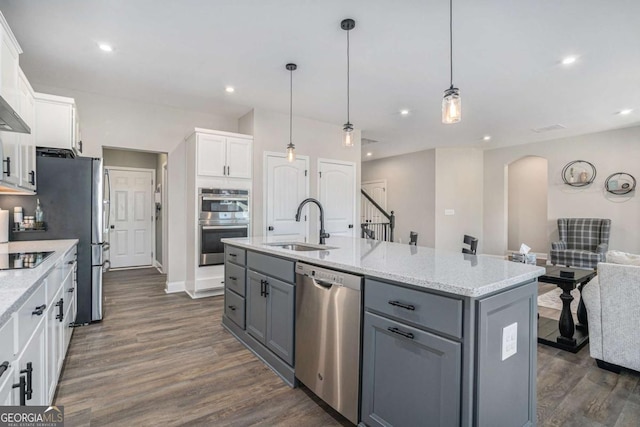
0, 252, 54, 270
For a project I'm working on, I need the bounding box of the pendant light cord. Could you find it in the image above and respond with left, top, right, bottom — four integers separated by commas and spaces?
289, 68, 293, 144
449, 0, 453, 88
347, 29, 350, 124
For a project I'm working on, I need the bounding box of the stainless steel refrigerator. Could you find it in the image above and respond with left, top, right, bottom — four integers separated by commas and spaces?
7, 154, 108, 324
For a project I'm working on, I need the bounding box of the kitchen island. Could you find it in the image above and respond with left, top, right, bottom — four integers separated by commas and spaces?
222, 236, 544, 427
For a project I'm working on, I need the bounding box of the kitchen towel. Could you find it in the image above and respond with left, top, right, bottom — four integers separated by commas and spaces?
0, 209, 8, 243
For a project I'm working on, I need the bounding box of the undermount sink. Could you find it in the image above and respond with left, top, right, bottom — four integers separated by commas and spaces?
266, 242, 338, 251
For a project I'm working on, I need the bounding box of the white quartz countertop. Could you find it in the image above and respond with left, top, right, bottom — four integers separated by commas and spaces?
222, 236, 545, 298
0, 239, 78, 328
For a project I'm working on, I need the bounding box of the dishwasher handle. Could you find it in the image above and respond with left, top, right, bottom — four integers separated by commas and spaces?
312, 277, 334, 289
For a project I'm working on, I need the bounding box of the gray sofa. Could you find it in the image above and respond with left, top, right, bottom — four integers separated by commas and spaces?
582, 258, 640, 373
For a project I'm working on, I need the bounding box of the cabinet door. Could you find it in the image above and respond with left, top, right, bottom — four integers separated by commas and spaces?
18, 75, 36, 190
46, 290, 62, 403
197, 134, 226, 177
265, 277, 294, 365
361, 312, 461, 427
0, 366, 15, 406
0, 34, 19, 110
246, 270, 267, 343
226, 137, 252, 179
1, 132, 21, 186
34, 98, 74, 150
15, 321, 47, 406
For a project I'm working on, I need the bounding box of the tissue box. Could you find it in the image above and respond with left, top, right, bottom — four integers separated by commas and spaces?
511, 253, 537, 265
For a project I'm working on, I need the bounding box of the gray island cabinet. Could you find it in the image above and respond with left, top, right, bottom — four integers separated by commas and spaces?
221, 237, 544, 427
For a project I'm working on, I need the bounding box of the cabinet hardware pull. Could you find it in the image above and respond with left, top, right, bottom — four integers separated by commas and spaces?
267, 226, 274, 231
0, 361, 9, 378
264, 280, 269, 297
227, 165, 230, 175
29, 170, 35, 185
68, 288, 74, 293
21, 362, 33, 400
32, 304, 46, 316
229, 253, 237, 257
229, 276, 237, 281
387, 327, 414, 340
260, 279, 265, 297
3, 156, 10, 177
68, 261, 75, 265
12, 375, 26, 406
56, 298, 64, 322
228, 305, 236, 311
388, 300, 416, 311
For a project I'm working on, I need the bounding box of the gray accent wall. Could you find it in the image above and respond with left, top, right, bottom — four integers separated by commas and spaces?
362, 149, 436, 246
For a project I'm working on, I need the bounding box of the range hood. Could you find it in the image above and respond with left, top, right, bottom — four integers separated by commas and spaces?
0, 95, 31, 134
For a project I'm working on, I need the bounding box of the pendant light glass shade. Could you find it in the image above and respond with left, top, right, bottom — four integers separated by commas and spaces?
286, 142, 295, 162
442, 86, 461, 124
285, 63, 297, 162
342, 122, 354, 147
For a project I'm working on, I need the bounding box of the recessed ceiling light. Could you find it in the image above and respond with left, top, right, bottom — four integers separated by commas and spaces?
483, 135, 491, 141
98, 43, 113, 52
225, 86, 235, 93
618, 109, 633, 115
561, 56, 577, 65
400, 109, 410, 116
366, 152, 373, 157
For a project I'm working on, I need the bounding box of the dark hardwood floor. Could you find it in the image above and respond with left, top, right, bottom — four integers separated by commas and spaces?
54, 269, 640, 426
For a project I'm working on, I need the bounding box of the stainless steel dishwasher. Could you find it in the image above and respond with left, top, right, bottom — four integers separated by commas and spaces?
295, 262, 363, 425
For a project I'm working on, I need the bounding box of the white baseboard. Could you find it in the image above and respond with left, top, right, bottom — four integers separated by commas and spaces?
165, 281, 184, 294
185, 288, 223, 299
153, 259, 164, 273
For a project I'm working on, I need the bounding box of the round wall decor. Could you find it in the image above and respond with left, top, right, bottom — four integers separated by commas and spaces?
562, 160, 596, 187
605, 172, 636, 195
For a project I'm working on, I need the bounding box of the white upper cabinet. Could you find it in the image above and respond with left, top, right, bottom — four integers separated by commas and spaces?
197, 134, 226, 177
0, 12, 21, 112
34, 92, 82, 154
195, 131, 252, 179
18, 69, 36, 190
226, 137, 252, 179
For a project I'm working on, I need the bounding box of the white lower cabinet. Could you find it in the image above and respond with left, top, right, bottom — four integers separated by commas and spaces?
3, 245, 77, 406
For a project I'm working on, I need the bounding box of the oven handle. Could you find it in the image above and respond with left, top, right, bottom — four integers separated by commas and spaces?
201, 196, 249, 201
201, 225, 248, 230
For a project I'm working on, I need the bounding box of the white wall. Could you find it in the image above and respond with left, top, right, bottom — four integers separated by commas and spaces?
249, 108, 361, 241
32, 86, 239, 286
507, 156, 548, 253
484, 125, 640, 256
435, 147, 484, 253
362, 149, 436, 246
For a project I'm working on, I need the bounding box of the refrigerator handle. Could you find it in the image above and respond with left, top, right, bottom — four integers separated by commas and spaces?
104, 169, 111, 231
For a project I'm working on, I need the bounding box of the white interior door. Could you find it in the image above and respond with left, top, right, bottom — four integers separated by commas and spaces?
361, 179, 387, 223
108, 168, 154, 268
265, 153, 309, 241
318, 159, 356, 237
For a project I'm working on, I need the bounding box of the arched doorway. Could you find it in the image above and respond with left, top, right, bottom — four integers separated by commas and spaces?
507, 156, 548, 254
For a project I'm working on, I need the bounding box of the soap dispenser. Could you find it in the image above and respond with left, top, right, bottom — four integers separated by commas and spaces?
35, 199, 44, 227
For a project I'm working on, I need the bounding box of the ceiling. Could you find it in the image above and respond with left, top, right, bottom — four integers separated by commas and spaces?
1, 0, 639, 160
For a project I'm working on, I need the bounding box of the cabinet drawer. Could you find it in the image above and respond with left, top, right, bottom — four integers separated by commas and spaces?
0, 317, 15, 362
365, 279, 463, 338
16, 284, 47, 350
225, 246, 246, 265
225, 262, 246, 296
247, 251, 294, 283
225, 289, 245, 329
61, 248, 77, 277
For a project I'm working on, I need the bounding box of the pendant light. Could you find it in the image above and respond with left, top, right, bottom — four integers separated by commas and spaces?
285, 63, 297, 162
341, 18, 356, 147
442, 0, 461, 124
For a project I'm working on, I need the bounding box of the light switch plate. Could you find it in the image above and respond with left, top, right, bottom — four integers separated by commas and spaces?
444, 209, 455, 216
501, 322, 518, 361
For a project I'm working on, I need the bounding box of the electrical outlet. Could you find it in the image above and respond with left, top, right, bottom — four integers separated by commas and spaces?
501, 322, 518, 361
444, 209, 455, 216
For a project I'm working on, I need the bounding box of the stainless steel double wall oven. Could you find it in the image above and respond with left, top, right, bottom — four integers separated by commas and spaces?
199, 188, 249, 266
